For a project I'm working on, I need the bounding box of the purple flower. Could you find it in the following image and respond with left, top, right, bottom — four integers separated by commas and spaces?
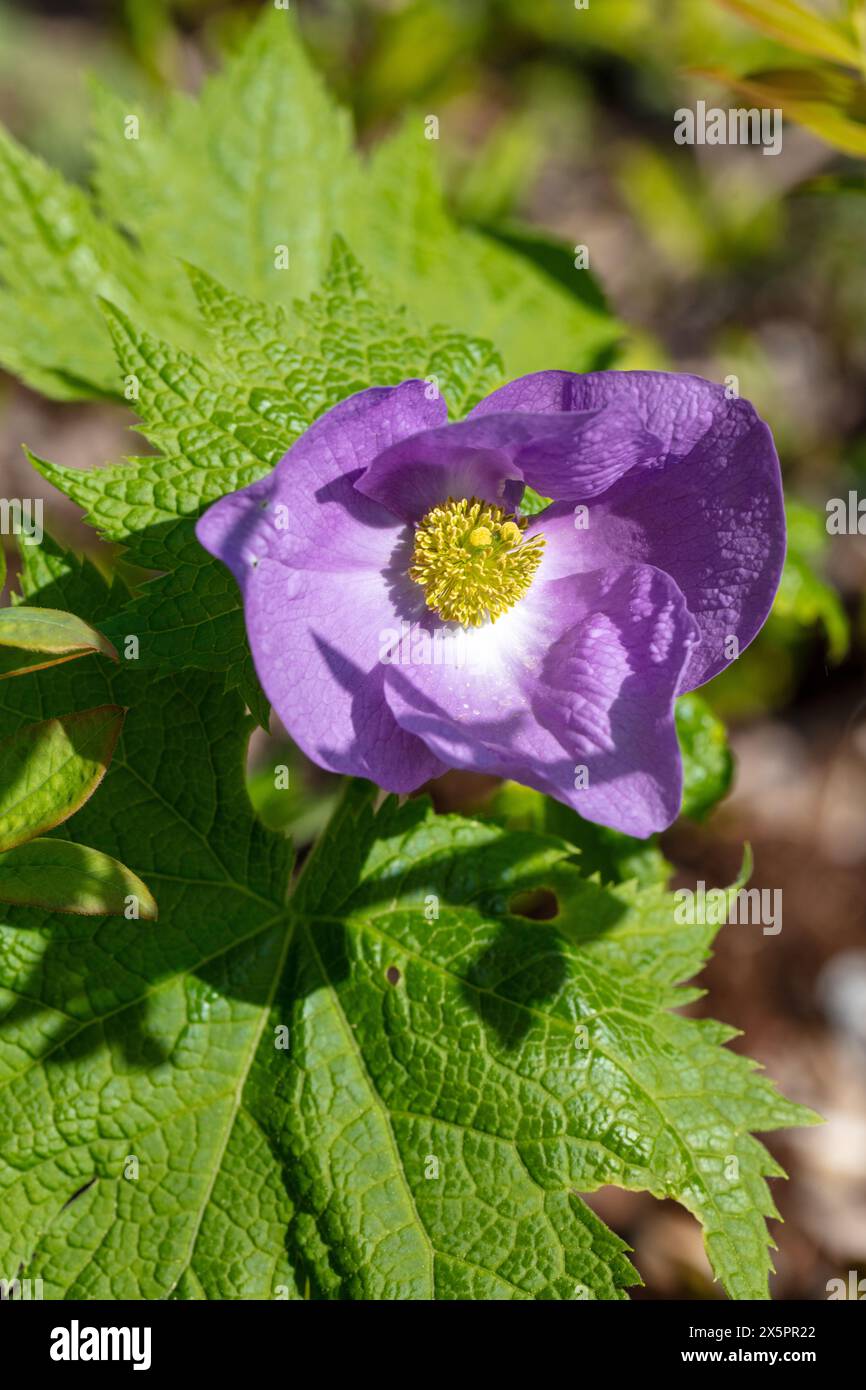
196, 371, 784, 836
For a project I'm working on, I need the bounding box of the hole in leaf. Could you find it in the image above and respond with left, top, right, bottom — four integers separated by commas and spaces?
386, 966, 401, 986
508, 887, 559, 921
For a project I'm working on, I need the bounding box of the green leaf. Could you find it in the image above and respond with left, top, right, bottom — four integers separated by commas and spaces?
246, 736, 337, 841
227, 651, 271, 734
472, 218, 612, 317
0, 606, 119, 679
488, 781, 672, 888
773, 498, 849, 661
280, 780, 814, 1299
0, 10, 619, 400
0, 541, 814, 1299
345, 118, 621, 378
0, 126, 200, 400
699, 65, 866, 156
519, 487, 554, 518
0, 838, 157, 919
0, 124, 127, 398
0, 537, 300, 1300
87, 16, 355, 313
186, 238, 504, 420
0, 705, 124, 852
714, 0, 862, 67
676, 693, 734, 821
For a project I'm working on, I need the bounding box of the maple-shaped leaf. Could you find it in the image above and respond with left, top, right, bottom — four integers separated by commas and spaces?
0, 11, 618, 401
0, 541, 815, 1299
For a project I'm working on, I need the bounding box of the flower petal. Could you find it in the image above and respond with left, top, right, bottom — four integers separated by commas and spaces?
353, 433, 523, 524
355, 402, 660, 522
473, 369, 785, 691
196, 379, 446, 579
384, 563, 699, 837
196, 380, 448, 787
244, 554, 445, 789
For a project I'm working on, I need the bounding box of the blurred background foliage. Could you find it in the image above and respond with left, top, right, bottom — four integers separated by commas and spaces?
1, 0, 865, 1300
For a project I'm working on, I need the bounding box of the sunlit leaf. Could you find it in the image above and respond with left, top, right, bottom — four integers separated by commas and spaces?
698, 65, 866, 155
0, 705, 124, 852
772, 499, 850, 661
0, 606, 118, 679
715, 0, 862, 67
676, 693, 735, 821
0, 838, 157, 918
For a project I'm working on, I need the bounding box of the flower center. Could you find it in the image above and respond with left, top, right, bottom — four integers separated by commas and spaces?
408, 496, 545, 626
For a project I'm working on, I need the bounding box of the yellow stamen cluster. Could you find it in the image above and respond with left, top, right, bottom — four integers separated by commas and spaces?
409, 496, 545, 626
